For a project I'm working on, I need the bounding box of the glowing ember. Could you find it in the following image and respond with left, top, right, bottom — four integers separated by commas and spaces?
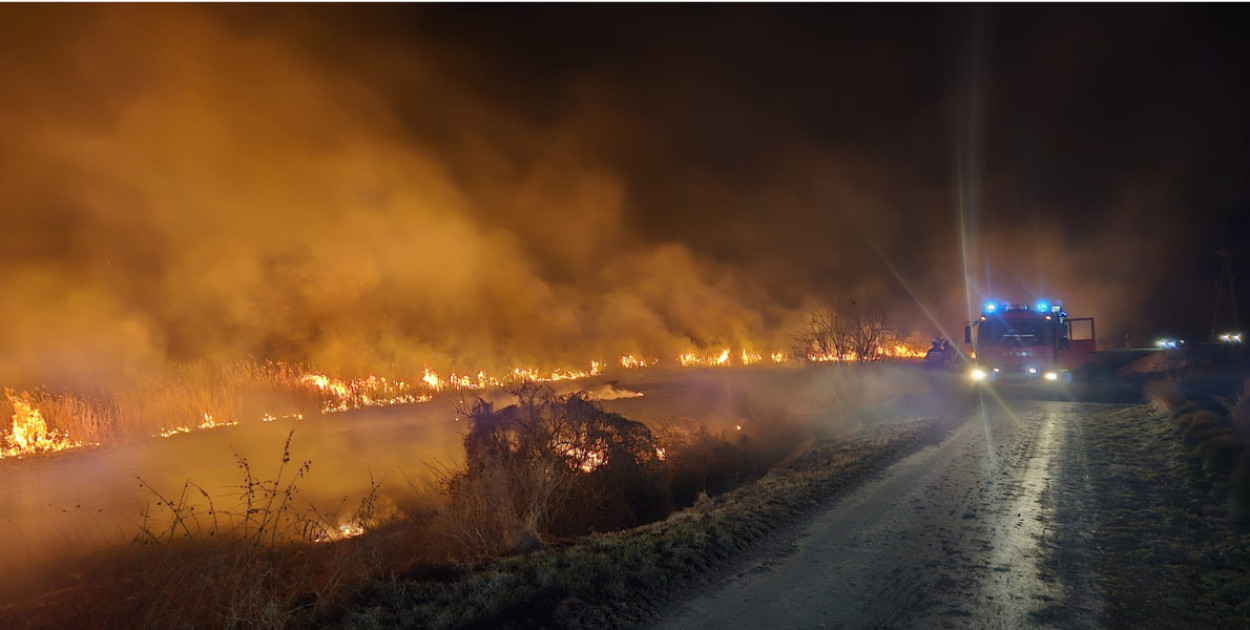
337, 522, 365, 539
307, 520, 368, 544
197, 413, 238, 430
158, 426, 192, 438
559, 445, 608, 473
261, 413, 303, 423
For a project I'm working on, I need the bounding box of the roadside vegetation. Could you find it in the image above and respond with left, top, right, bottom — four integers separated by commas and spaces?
336, 416, 934, 630
1041, 370, 1250, 627
0, 375, 940, 630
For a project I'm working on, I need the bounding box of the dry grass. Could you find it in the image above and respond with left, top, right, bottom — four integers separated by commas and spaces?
0, 431, 399, 630
1145, 377, 1188, 414
1, 361, 329, 455
1047, 402, 1250, 627
336, 420, 936, 630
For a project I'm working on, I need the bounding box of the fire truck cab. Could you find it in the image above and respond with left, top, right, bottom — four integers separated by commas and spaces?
964, 300, 1096, 384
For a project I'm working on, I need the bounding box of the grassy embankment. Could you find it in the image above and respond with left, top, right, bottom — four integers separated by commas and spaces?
1045, 371, 1250, 627
334, 417, 937, 630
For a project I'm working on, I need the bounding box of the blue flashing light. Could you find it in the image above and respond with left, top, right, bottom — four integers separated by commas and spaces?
983, 301, 997, 314
1036, 300, 1049, 313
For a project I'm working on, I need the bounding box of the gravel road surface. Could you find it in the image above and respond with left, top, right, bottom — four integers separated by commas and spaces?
658, 392, 1116, 629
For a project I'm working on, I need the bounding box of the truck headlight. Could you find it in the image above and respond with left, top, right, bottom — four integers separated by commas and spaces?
971, 368, 987, 381
1043, 371, 1059, 381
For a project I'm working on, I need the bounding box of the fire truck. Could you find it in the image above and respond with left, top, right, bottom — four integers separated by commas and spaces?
964, 300, 1096, 384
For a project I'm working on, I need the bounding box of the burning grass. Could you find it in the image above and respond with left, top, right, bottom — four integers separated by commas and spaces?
0, 371, 939, 629
1, 389, 95, 457
2, 344, 915, 460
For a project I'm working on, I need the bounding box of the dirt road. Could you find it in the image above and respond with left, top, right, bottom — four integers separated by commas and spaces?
658, 392, 1117, 630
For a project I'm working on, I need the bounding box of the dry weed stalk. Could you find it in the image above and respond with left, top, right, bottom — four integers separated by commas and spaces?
131, 430, 385, 629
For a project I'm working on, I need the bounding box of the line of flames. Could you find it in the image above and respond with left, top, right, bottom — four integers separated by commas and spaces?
806, 344, 926, 363
2, 344, 926, 459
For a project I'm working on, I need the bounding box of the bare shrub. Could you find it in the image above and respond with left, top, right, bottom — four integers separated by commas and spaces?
438, 384, 668, 556
130, 431, 387, 629
790, 292, 898, 362
648, 418, 763, 509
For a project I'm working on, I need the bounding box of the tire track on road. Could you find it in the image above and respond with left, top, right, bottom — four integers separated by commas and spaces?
657, 398, 1118, 630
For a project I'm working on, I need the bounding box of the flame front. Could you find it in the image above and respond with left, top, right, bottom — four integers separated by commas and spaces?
1, 390, 90, 458
1, 340, 924, 458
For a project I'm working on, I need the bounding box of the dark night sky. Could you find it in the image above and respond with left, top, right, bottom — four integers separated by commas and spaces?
354, 4, 1250, 331
1, 4, 1249, 385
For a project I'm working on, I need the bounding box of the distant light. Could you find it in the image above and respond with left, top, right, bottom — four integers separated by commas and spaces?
970, 368, 987, 381
1027, 367, 1039, 375
1044, 371, 1059, 381
1221, 332, 1243, 344
1157, 338, 1181, 350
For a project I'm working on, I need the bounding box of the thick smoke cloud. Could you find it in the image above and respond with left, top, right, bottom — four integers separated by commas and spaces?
1, 5, 1246, 389
0, 6, 787, 389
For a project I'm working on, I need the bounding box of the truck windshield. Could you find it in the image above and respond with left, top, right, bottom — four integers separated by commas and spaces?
978, 318, 1053, 347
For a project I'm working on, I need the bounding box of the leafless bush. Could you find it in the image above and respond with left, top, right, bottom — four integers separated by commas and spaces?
790, 292, 898, 362
436, 384, 668, 556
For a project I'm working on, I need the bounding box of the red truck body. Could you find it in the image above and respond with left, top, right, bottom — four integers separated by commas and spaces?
965, 301, 1095, 383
